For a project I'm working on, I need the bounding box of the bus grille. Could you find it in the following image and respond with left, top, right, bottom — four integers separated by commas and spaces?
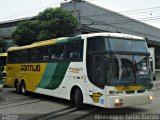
137, 90, 145, 93
125, 91, 135, 94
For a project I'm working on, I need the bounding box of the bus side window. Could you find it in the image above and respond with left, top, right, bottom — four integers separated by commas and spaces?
13, 51, 19, 62
8, 52, 14, 63
42, 46, 50, 61
29, 48, 40, 62
20, 50, 29, 62
66, 40, 83, 61
50, 44, 65, 61
66, 42, 74, 59
75, 41, 83, 59
57, 45, 65, 60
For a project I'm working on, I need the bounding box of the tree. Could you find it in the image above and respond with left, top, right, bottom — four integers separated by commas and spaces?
12, 8, 77, 46
12, 20, 39, 46
0, 38, 6, 52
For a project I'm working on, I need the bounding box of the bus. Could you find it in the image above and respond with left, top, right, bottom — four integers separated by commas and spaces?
5, 33, 153, 109
0, 53, 7, 91
0, 53, 7, 72
0, 53, 7, 80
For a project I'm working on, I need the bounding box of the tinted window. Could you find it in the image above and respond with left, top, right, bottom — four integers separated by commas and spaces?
19, 50, 28, 62
8, 40, 83, 63
8, 52, 13, 63
28, 48, 41, 61
50, 44, 65, 61
109, 38, 130, 52
41, 46, 50, 61
131, 41, 148, 52
87, 37, 109, 52
66, 41, 83, 61
75, 41, 83, 59
8, 51, 20, 63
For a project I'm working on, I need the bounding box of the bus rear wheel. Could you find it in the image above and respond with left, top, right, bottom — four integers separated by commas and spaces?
20, 81, 27, 95
15, 81, 21, 94
74, 88, 83, 109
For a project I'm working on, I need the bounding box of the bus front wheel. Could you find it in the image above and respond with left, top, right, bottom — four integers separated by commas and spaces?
74, 88, 83, 109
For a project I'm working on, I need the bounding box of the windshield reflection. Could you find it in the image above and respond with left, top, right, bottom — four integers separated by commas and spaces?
134, 56, 151, 83
110, 54, 151, 85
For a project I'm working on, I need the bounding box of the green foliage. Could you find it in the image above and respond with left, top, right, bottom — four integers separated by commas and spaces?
12, 8, 77, 46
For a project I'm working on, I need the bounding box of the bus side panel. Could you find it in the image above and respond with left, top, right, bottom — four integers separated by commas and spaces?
6, 63, 47, 92
22, 63, 47, 92
37, 62, 70, 90
35, 62, 85, 99
6, 64, 18, 87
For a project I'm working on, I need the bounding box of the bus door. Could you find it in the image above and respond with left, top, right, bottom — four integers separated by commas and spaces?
92, 55, 109, 104
94, 55, 105, 87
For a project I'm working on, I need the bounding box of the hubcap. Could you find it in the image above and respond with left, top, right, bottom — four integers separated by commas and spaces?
22, 85, 25, 93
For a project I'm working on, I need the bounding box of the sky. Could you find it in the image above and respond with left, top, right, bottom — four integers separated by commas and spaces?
0, 0, 160, 28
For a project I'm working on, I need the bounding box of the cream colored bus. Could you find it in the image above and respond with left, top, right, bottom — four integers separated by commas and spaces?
6, 33, 153, 109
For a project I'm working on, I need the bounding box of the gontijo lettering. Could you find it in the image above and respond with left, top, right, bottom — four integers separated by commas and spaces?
21, 65, 40, 71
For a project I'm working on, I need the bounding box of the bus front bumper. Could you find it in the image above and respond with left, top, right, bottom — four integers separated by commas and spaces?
0, 84, 3, 92
106, 93, 153, 108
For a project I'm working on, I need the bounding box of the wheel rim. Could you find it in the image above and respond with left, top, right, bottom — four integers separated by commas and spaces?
16, 82, 19, 91
21, 84, 26, 94
22, 86, 25, 93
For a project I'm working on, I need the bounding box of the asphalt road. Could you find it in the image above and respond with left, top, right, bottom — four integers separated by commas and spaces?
0, 79, 160, 120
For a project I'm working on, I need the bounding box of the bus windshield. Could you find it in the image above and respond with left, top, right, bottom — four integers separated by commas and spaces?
109, 38, 148, 53
87, 37, 151, 87
108, 37, 151, 85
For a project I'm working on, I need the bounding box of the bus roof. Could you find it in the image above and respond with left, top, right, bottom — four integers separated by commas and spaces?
8, 32, 145, 52
0, 53, 7, 57
8, 37, 78, 51
82, 32, 145, 40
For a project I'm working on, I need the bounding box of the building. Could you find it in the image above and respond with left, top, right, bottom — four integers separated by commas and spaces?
0, 1, 160, 69
0, 17, 33, 50
61, 1, 160, 69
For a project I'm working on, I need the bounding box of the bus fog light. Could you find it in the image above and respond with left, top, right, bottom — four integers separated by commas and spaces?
115, 99, 123, 107
115, 99, 120, 103
149, 96, 153, 100
115, 99, 123, 103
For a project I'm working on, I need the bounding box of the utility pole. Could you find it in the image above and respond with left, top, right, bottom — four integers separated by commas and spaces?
64, 0, 79, 35
73, 0, 77, 16
72, 0, 78, 35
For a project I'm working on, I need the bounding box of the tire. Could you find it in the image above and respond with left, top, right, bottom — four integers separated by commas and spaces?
15, 81, 21, 94
153, 75, 156, 81
74, 88, 83, 109
20, 81, 27, 95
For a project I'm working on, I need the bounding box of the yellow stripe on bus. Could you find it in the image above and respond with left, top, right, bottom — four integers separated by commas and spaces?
115, 85, 141, 91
